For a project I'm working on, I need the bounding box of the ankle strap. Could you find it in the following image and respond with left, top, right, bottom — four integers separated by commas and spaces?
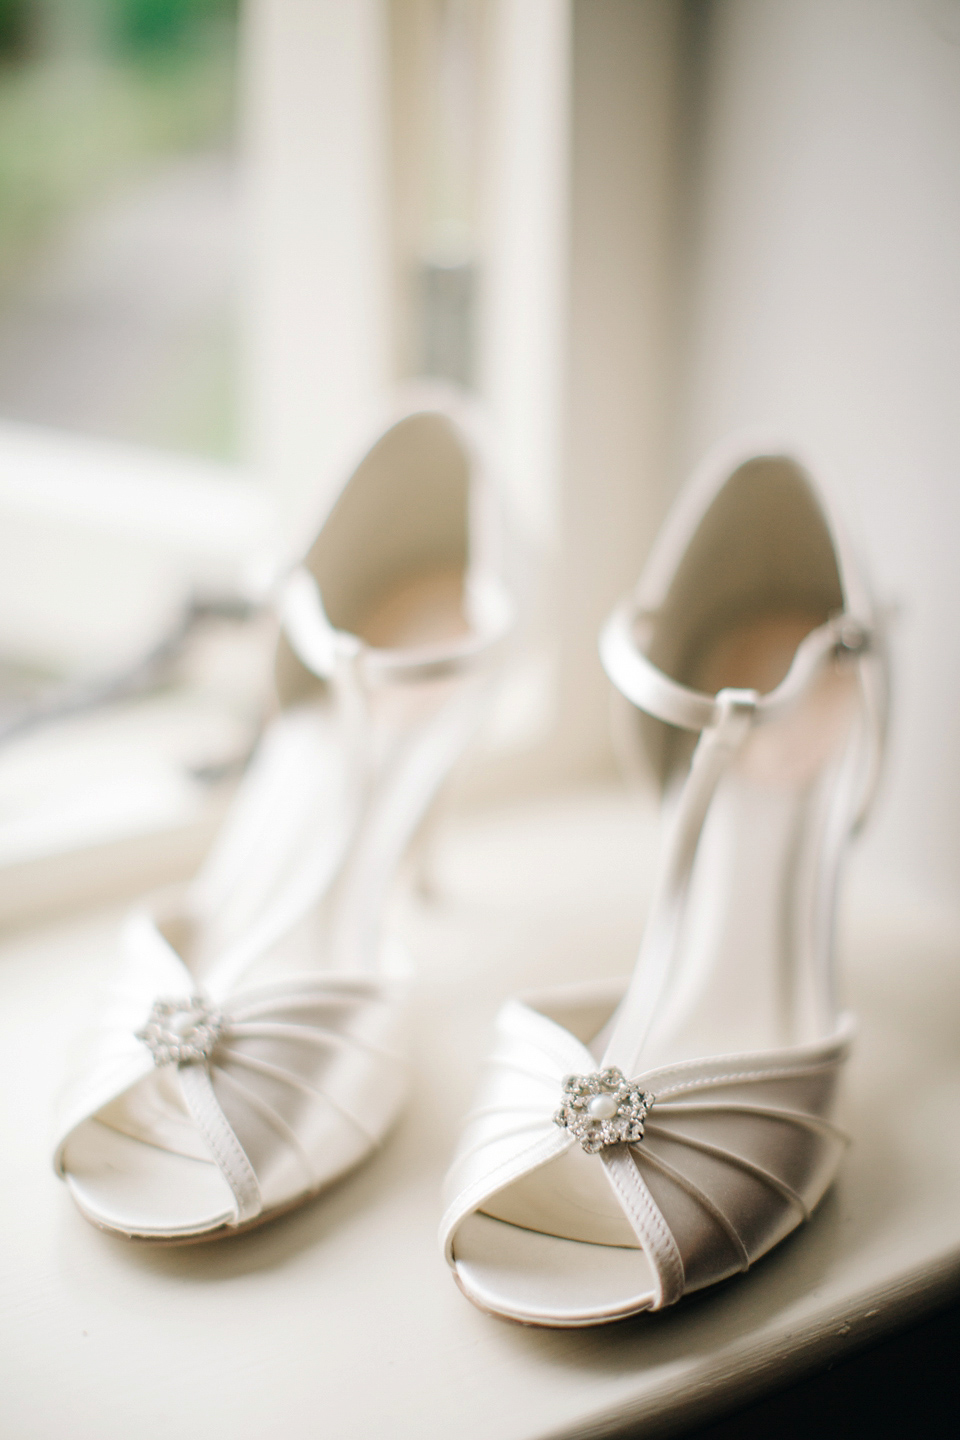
280, 566, 515, 688
599, 600, 870, 733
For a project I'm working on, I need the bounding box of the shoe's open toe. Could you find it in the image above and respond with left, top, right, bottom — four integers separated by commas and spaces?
440, 986, 853, 1326
453, 1213, 658, 1326
62, 1122, 236, 1240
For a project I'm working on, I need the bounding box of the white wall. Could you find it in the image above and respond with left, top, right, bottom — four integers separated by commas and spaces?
241, 0, 391, 531
556, 0, 685, 779
674, 0, 960, 915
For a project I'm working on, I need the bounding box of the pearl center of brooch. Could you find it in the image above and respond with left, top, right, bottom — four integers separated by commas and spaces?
553, 1066, 654, 1154
136, 996, 224, 1067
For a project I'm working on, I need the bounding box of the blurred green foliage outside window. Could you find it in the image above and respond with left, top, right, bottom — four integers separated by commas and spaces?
0, 0, 240, 460
0, 0, 239, 288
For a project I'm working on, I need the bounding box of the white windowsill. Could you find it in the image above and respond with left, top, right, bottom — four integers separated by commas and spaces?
2, 785, 959, 1437
0, 420, 275, 922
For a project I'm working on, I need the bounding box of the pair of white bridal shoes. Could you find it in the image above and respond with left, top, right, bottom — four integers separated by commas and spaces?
53, 415, 886, 1334
54, 394, 517, 1241
440, 444, 886, 1326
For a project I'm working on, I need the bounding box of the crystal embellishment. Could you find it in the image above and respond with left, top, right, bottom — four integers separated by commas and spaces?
136, 996, 224, 1067
554, 1067, 654, 1154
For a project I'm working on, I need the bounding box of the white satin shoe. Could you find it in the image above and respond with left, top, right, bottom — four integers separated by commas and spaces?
54, 393, 516, 1241
440, 443, 887, 1326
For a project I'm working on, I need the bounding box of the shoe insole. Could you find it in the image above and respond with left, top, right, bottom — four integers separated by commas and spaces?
191, 563, 471, 981
355, 566, 469, 650
639, 610, 857, 1068
454, 1212, 659, 1326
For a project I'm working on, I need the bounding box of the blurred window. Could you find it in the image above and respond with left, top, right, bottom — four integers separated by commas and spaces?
0, 0, 240, 459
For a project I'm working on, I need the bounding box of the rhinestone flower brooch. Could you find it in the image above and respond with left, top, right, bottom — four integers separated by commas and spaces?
136, 996, 224, 1067
554, 1067, 654, 1154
